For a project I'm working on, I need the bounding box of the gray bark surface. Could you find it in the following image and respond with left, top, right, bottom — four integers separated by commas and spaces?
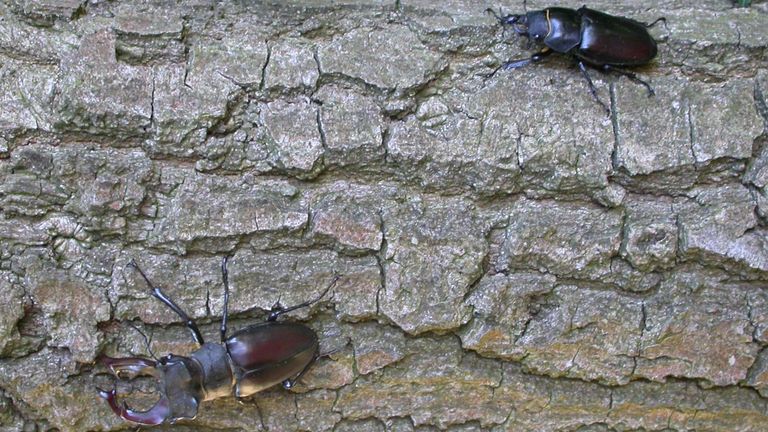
1, 0, 768, 430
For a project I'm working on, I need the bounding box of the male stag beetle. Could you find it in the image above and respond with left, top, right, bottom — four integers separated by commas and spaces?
487, 2, 666, 114
97, 257, 336, 425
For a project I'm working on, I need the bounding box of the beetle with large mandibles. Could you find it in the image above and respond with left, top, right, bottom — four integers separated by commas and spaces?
97, 257, 336, 425
487, 2, 666, 114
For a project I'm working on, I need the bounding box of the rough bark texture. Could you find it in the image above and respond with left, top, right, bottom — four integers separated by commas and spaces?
1, 0, 768, 431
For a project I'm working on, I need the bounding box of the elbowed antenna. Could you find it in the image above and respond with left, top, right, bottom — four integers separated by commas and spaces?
485, 7, 525, 26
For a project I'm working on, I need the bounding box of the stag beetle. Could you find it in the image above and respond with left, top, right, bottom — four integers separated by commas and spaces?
97, 258, 336, 425
487, 2, 666, 114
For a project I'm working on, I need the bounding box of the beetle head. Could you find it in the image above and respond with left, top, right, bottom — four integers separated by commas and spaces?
486, 8, 540, 44
522, 10, 551, 43
98, 354, 203, 425
501, 13, 526, 27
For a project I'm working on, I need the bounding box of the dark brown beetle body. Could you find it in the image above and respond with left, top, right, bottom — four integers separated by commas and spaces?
488, 3, 666, 114
98, 258, 333, 425
227, 322, 318, 397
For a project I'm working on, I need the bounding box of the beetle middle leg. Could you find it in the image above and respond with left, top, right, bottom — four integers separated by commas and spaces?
267, 275, 339, 322
219, 255, 338, 323
577, 61, 611, 116
601, 64, 655, 97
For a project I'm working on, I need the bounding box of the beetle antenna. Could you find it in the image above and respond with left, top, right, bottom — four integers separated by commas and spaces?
485, 7, 510, 39
126, 321, 158, 361
485, 7, 503, 23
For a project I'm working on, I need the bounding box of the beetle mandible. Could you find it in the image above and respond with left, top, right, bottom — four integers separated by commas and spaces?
97, 257, 336, 425
487, 2, 666, 114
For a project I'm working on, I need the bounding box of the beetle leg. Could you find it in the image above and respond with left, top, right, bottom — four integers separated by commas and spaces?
281, 337, 350, 390
643, 17, 667, 29
127, 259, 205, 346
504, 47, 552, 69
281, 351, 319, 390
602, 65, 655, 97
221, 256, 231, 343
267, 275, 339, 322
577, 61, 611, 116
484, 48, 552, 79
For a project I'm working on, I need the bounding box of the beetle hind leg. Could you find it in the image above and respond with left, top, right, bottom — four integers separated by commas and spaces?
281, 351, 320, 390
643, 17, 667, 29
280, 361, 313, 390
281, 337, 350, 389
602, 65, 655, 97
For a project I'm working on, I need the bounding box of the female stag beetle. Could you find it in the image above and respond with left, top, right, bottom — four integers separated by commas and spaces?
487, 2, 666, 114
97, 257, 336, 425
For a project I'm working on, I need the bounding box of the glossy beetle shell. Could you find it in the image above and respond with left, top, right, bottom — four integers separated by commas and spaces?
576, 7, 658, 66
226, 322, 319, 397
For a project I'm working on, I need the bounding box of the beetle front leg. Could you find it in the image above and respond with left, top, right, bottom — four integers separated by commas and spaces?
485, 48, 552, 79
127, 259, 205, 346
501, 49, 551, 70
577, 61, 611, 116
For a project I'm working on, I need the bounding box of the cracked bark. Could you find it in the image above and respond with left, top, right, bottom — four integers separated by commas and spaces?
1, 1, 768, 431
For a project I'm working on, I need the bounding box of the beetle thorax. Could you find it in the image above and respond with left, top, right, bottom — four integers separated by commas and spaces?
189, 343, 236, 401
